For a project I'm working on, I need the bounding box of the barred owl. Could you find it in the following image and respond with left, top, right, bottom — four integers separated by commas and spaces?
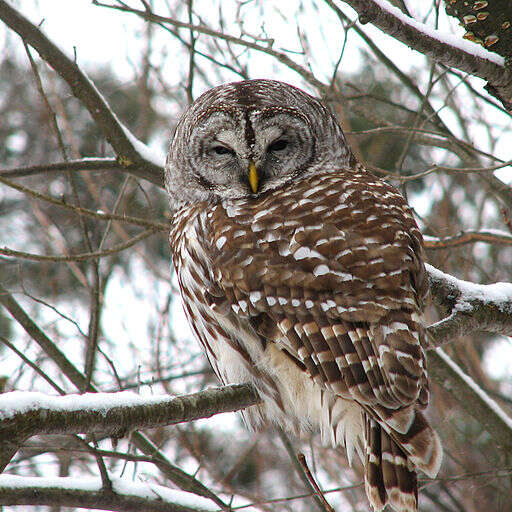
166, 79, 442, 512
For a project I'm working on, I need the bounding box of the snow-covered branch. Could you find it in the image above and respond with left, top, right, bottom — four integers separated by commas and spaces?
427, 264, 512, 347
2, 265, 512, 484
0, 475, 219, 512
0, 0, 165, 186
0, 386, 259, 447
339, 0, 512, 110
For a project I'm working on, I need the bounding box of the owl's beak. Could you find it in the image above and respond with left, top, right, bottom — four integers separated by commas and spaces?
248, 161, 259, 193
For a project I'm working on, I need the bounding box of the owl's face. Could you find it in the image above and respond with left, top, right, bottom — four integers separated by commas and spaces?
166, 80, 352, 207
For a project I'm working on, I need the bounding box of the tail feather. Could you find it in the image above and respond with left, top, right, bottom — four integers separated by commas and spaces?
363, 409, 442, 512
365, 416, 418, 511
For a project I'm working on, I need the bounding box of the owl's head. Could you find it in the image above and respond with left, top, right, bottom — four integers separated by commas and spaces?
165, 79, 353, 207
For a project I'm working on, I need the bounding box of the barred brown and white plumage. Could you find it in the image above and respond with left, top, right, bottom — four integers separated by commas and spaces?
166, 79, 442, 512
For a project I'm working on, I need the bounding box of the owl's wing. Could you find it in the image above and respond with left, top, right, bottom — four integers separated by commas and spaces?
208, 173, 429, 422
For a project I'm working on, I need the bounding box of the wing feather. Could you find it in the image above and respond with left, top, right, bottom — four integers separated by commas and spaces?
208, 172, 429, 415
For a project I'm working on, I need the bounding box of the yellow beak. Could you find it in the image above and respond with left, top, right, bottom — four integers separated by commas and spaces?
248, 161, 259, 193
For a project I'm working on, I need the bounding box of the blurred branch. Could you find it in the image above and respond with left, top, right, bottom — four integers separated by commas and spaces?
278, 429, 331, 512
0, 475, 217, 512
338, 0, 512, 111
0, 158, 161, 182
0, 0, 164, 187
485, 174, 512, 210
0, 229, 156, 262
424, 230, 512, 250
0, 175, 168, 231
429, 349, 512, 451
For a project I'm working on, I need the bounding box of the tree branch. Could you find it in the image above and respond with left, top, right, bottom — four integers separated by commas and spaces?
1, 229, 156, 262
2, 264, 512, 484
426, 263, 512, 347
0, 385, 260, 448
0, 175, 168, 231
0, 283, 230, 510
0, 158, 153, 181
429, 349, 512, 450
0, 475, 219, 512
0, 0, 165, 187
423, 230, 512, 250
93, 1, 326, 92
338, 0, 512, 110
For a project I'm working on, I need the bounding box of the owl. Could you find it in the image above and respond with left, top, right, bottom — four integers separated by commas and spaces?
166, 79, 442, 512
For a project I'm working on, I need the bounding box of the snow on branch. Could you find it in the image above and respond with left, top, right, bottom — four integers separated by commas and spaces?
1, 266, 512, 478
0, 385, 260, 473
426, 263, 512, 347
0, 474, 219, 512
0, 385, 259, 437
0, 0, 165, 186
340, 0, 512, 110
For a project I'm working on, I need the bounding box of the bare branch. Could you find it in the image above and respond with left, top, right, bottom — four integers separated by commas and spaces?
0, 158, 163, 184
1, 229, 156, 262
0, 0, 165, 186
424, 230, 512, 250
0, 176, 168, 231
92, 1, 326, 92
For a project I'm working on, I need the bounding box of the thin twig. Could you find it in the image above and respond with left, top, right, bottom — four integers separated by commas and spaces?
297, 453, 336, 512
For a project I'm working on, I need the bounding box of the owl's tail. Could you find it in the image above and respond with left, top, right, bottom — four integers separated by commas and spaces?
363, 410, 442, 512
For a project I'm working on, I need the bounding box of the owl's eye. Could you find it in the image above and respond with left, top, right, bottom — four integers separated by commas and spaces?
268, 139, 289, 152
212, 145, 234, 156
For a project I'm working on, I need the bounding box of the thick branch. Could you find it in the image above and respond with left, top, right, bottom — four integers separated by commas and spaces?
0, 284, 229, 510
339, 0, 512, 110
0, 385, 260, 443
0, 475, 218, 512
2, 266, 512, 480
0, 0, 164, 187
426, 264, 512, 347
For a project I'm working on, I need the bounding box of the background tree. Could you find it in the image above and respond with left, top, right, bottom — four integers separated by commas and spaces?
1, 1, 512, 511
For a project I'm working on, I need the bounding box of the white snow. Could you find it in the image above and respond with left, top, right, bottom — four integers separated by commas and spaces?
436, 349, 512, 432
74, 58, 166, 169
121, 122, 167, 168
0, 475, 219, 510
372, 0, 505, 66
0, 391, 181, 421
426, 264, 512, 312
